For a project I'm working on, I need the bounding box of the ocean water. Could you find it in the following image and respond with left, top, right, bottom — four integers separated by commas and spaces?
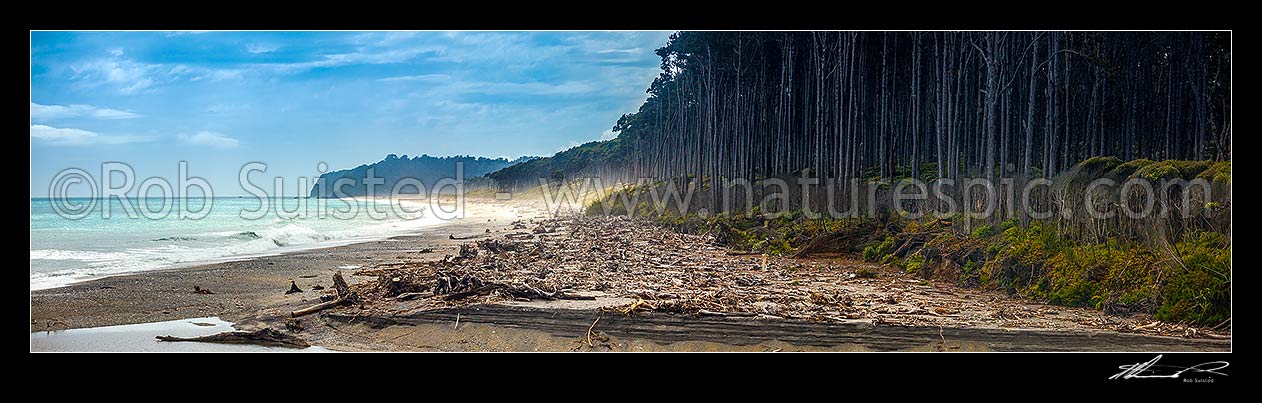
30, 197, 453, 290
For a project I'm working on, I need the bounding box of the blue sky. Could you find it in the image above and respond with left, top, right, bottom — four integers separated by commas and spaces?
30, 31, 673, 196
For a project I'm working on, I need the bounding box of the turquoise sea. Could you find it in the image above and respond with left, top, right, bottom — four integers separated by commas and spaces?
29, 197, 447, 290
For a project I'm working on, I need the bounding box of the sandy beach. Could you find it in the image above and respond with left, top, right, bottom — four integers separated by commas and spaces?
30, 198, 543, 331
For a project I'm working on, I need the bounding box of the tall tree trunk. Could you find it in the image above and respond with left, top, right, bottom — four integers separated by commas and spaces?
1023, 33, 1039, 177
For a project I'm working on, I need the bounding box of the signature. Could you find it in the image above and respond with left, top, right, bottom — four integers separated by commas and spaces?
1110, 355, 1229, 380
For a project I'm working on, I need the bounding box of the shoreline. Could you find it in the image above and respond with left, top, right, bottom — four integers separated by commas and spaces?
31, 197, 544, 333
29, 195, 504, 291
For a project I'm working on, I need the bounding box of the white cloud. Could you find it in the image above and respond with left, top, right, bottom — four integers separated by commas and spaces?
30, 102, 140, 121
599, 129, 619, 141
427, 32, 562, 66
378, 74, 450, 82
205, 103, 250, 114
418, 79, 599, 98
70, 51, 244, 94
260, 33, 444, 74
165, 64, 242, 82
30, 125, 149, 145
180, 131, 239, 148
163, 31, 213, 37
597, 48, 641, 54
246, 43, 280, 54
70, 56, 161, 94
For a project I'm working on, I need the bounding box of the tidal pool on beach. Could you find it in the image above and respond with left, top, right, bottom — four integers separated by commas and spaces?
30, 316, 329, 352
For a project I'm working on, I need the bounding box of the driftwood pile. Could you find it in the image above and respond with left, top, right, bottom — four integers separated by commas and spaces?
299, 215, 1221, 338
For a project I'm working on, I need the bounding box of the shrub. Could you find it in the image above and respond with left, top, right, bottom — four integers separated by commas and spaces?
1076, 156, 1124, 174
1132, 161, 1181, 181
1109, 158, 1155, 178
1196, 160, 1231, 185
863, 236, 897, 262
1156, 231, 1231, 326
904, 254, 927, 274
1131, 159, 1213, 181
1000, 218, 1020, 231
972, 224, 995, 239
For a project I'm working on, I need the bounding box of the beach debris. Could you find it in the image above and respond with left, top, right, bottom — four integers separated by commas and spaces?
156, 328, 309, 348
311, 284, 325, 290
306, 215, 1217, 338
434, 273, 491, 300
478, 240, 503, 254
1111, 320, 1225, 338
991, 307, 1021, 321
449, 233, 490, 240
377, 271, 431, 298
291, 271, 359, 317
285, 281, 304, 294
613, 298, 656, 316
38, 319, 69, 331
585, 315, 601, 347
458, 244, 477, 259
395, 292, 431, 301
698, 309, 758, 317
193, 285, 214, 294
299, 274, 319, 278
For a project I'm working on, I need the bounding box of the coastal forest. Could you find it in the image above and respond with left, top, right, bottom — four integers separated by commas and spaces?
487, 32, 1232, 328
492, 31, 1230, 186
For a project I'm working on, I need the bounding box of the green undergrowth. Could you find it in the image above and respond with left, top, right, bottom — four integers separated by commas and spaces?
866, 220, 1229, 326
1076, 156, 1230, 185
585, 157, 1231, 326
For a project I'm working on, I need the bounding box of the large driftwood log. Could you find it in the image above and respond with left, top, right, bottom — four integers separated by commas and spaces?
156, 328, 309, 348
290, 297, 346, 317
291, 271, 358, 317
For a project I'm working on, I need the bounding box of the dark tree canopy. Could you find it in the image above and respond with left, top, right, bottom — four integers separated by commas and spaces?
491, 31, 1230, 189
